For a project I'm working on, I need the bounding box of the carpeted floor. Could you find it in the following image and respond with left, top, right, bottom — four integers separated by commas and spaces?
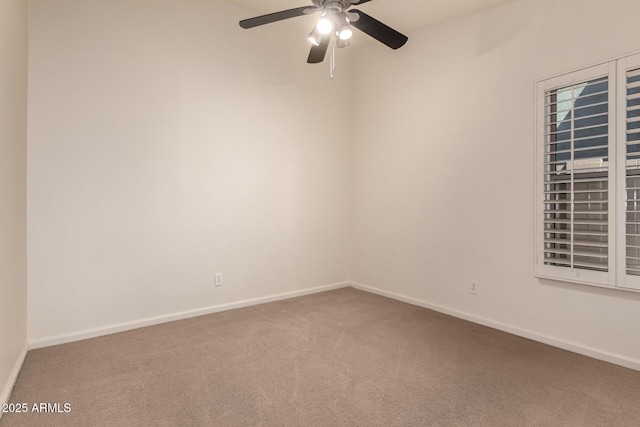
2, 287, 640, 426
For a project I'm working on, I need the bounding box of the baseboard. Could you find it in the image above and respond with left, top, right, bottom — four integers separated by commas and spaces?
29, 281, 350, 350
350, 282, 640, 372
0, 342, 28, 420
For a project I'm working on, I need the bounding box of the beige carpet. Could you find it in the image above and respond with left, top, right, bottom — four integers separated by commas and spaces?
2, 287, 640, 426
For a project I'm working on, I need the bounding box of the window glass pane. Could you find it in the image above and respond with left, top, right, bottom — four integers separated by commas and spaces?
543, 76, 609, 272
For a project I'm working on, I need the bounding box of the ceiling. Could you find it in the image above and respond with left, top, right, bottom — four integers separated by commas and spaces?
229, 0, 518, 39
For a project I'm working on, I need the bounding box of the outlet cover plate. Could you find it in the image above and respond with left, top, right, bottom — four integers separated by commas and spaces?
215, 273, 223, 287
470, 283, 479, 295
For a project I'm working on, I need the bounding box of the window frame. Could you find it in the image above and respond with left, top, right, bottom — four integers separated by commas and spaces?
535, 53, 640, 293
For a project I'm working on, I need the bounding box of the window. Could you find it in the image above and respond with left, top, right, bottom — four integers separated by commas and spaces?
535, 52, 640, 291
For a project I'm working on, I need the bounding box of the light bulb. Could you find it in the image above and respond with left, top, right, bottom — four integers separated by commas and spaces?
338, 27, 352, 40
316, 13, 333, 35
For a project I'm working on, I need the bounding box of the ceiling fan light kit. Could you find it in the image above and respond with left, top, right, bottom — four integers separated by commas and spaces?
307, 27, 323, 46
336, 13, 353, 40
239, 0, 408, 73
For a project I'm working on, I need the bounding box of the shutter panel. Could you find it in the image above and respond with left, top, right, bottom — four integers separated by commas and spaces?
543, 77, 609, 273
625, 67, 640, 280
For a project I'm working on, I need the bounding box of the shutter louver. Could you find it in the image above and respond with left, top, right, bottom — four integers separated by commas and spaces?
543, 77, 609, 272
625, 68, 640, 275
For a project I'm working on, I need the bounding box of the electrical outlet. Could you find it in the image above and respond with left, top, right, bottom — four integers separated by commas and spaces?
470, 282, 479, 295
214, 273, 223, 287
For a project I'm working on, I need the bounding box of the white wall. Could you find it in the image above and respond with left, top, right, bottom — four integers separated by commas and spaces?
0, 0, 28, 408
351, 0, 640, 367
28, 0, 352, 343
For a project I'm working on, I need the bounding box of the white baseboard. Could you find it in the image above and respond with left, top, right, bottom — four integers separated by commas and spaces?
29, 281, 350, 350
0, 342, 28, 419
350, 282, 640, 372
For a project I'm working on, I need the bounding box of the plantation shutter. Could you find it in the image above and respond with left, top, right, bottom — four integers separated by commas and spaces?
536, 62, 614, 286
625, 68, 640, 275
543, 76, 610, 271
621, 54, 640, 290
537, 53, 640, 292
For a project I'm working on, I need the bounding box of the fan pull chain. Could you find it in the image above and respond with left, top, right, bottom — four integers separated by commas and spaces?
330, 45, 336, 79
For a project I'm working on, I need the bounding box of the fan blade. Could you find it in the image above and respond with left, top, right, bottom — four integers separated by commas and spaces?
348, 0, 373, 4
307, 34, 331, 64
239, 6, 310, 29
349, 9, 408, 50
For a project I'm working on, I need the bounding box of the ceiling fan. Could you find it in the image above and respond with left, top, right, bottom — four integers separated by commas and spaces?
239, 0, 408, 64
